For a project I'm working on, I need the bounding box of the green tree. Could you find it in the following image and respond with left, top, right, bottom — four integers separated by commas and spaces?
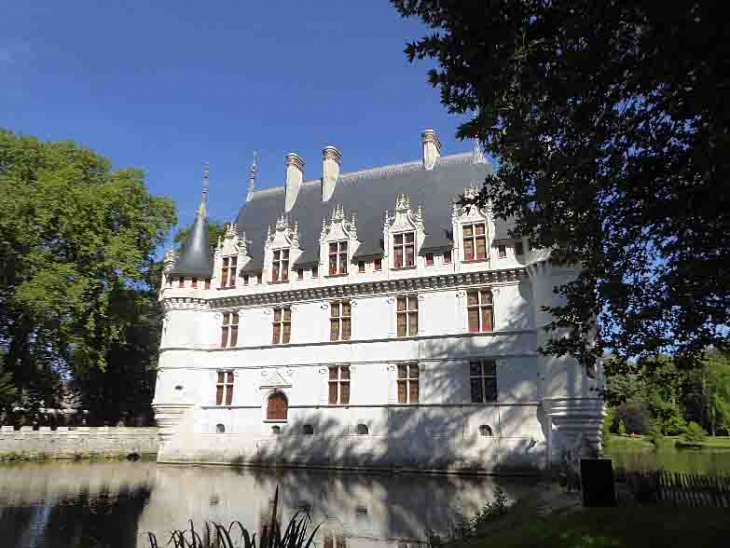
0, 129, 176, 416
392, 1, 729, 371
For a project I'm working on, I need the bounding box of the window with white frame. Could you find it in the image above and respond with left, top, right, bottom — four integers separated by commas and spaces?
216, 371, 234, 406
467, 289, 494, 333
463, 223, 487, 261
221, 257, 237, 287
272, 307, 291, 344
396, 295, 419, 337
328, 365, 350, 404
328, 242, 348, 275
397, 363, 419, 404
220, 312, 239, 347
393, 232, 415, 268
272, 249, 290, 283
330, 301, 352, 341
469, 359, 497, 403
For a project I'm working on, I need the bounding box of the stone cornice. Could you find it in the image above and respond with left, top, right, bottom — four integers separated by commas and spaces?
168, 267, 528, 309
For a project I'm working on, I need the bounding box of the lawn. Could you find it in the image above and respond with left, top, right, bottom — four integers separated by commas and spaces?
606, 434, 730, 451
460, 503, 730, 548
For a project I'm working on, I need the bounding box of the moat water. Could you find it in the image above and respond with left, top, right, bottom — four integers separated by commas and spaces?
0, 461, 536, 548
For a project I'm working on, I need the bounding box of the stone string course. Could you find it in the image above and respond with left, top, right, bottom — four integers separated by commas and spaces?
0, 426, 159, 458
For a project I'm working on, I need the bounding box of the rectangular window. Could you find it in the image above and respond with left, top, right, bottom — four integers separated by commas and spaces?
515, 242, 524, 256
396, 296, 419, 337
220, 312, 239, 348
216, 371, 235, 406
393, 232, 415, 268
192, 277, 198, 288
328, 242, 348, 275
256, 273, 262, 284
463, 223, 487, 261
425, 253, 434, 266
374, 258, 382, 271
470, 360, 498, 403
498, 245, 507, 259
297, 268, 304, 281
205, 278, 211, 289
178, 277, 185, 288
443, 250, 452, 264
243, 275, 249, 286
272, 307, 292, 344
221, 257, 238, 287
272, 250, 290, 283
358, 260, 366, 273
397, 363, 419, 404
312, 265, 319, 278
328, 366, 351, 404
467, 290, 494, 333
330, 301, 352, 341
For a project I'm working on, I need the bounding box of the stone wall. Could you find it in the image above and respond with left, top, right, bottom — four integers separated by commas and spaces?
0, 426, 159, 458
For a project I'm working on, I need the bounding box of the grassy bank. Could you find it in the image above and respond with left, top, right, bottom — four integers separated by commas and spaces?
0, 451, 154, 462
606, 434, 730, 451
459, 496, 730, 548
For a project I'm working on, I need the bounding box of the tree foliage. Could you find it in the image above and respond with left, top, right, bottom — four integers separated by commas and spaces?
0, 129, 176, 416
392, 1, 729, 370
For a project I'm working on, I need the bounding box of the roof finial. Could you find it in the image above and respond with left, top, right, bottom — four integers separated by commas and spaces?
197, 162, 209, 218
247, 151, 258, 202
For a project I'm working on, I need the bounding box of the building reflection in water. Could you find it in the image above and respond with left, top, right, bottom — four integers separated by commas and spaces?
0, 461, 537, 548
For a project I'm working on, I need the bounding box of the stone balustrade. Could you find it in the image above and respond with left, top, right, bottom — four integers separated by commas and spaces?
0, 426, 159, 458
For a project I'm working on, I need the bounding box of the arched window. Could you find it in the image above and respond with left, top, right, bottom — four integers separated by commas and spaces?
303, 424, 314, 435
216, 423, 226, 434
479, 424, 493, 437
267, 392, 288, 421
356, 424, 369, 435
271, 425, 281, 435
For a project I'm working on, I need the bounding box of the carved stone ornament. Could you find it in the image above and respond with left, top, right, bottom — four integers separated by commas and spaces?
320, 204, 358, 243
388, 193, 423, 233
266, 215, 301, 250
216, 222, 248, 257
260, 368, 294, 389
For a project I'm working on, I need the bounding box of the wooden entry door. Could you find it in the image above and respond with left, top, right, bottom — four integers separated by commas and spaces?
267, 392, 288, 420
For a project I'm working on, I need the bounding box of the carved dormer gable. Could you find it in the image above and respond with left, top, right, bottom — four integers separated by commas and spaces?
213, 222, 249, 287
452, 186, 490, 223
161, 248, 178, 291
265, 214, 301, 251
216, 222, 248, 258
452, 186, 492, 263
384, 193, 426, 269
320, 204, 358, 244
264, 214, 303, 283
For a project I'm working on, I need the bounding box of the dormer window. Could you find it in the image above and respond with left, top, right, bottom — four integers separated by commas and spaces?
393, 233, 415, 268
272, 249, 290, 283
328, 242, 348, 275
463, 223, 487, 261
221, 257, 237, 288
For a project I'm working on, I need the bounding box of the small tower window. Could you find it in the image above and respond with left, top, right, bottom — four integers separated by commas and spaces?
443, 250, 452, 264
374, 258, 382, 271
216, 424, 226, 434
425, 253, 434, 266
271, 425, 281, 435
178, 277, 185, 288
515, 242, 524, 256
356, 424, 369, 435
497, 245, 507, 259
303, 424, 314, 435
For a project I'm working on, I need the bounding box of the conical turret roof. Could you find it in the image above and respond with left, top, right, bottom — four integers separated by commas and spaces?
169, 165, 213, 278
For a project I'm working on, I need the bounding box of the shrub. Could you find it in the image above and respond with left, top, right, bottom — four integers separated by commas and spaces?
683, 421, 706, 444
647, 420, 663, 448
618, 419, 627, 436
662, 415, 688, 436
472, 487, 508, 531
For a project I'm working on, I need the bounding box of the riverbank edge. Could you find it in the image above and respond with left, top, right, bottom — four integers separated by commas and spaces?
0, 450, 157, 462
156, 457, 545, 478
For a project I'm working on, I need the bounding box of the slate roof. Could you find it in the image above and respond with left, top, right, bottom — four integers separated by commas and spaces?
170, 198, 214, 278
235, 152, 513, 272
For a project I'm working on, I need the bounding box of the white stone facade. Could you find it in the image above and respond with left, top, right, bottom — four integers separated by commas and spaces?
153, 139, 603, 473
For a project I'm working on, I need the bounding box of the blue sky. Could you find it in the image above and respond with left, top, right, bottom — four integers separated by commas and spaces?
0, 1, 473, 233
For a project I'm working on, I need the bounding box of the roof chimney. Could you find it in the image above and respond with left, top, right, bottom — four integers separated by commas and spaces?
285, 152, 304, 212
321, 146, 341, 202
421, 129, 442, 170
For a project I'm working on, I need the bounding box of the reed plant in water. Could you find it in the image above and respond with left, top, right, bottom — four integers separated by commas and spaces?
146, 487, 321, 548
